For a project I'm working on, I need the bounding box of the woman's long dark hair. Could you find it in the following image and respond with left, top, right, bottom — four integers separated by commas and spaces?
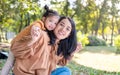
47, 16, 77, 59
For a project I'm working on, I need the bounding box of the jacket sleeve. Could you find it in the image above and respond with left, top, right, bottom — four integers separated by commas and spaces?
11, 22, 43, 59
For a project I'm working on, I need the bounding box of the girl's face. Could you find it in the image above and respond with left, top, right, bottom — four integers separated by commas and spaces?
54, 18, 72, 40
44, 16, 59, 31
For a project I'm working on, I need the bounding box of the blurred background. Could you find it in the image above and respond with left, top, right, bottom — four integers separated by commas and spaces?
0, 0, 120, 75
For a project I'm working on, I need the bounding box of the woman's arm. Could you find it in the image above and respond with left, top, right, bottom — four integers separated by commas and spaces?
1, 51, 15, 75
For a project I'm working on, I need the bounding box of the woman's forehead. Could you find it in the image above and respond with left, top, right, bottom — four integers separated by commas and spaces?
60, 19, 72, 28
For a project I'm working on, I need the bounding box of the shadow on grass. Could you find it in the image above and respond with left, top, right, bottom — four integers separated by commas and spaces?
82, 46, 116, 54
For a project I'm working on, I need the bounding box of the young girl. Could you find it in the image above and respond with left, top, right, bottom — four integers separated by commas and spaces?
11, 5, 59, 45
1, 5, 60, 75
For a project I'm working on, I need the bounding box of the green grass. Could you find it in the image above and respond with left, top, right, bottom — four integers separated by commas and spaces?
0, 59, 6, 70
83, 46, 116, 52
67, 46, 120, 75
0, 46, 120, 75
67, 60, 120, 75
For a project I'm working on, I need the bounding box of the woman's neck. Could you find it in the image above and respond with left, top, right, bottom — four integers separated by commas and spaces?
55, 39, 60, 44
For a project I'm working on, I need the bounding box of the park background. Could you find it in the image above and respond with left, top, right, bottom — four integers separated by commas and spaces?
0, 0, 120, 75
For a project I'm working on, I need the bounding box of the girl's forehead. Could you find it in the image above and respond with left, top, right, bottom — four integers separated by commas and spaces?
47, 15, 59, 19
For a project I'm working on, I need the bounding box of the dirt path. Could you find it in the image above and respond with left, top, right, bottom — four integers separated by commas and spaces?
0, 42, 10, 51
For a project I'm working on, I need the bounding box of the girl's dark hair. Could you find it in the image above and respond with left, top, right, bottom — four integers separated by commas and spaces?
43, 5, 59, 17
48, 16, 77, 59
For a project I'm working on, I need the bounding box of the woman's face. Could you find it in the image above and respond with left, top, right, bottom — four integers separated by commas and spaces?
54, 18, 72, 40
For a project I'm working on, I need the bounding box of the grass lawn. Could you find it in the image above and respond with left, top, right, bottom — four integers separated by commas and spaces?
0, 45, 120, 75
67, 46, 120, 75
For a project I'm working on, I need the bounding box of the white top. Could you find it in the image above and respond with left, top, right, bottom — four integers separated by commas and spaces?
1, 51, 14, 75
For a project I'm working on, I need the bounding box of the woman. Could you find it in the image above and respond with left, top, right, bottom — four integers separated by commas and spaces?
1, 16, 78, 75
46, 16, 78, 75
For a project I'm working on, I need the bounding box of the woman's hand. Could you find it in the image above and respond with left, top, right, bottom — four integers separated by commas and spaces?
71, 42, 82, 56
75, 42, 82, 53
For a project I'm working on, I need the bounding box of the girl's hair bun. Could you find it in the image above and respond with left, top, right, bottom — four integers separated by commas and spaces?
44, 5, 49, 11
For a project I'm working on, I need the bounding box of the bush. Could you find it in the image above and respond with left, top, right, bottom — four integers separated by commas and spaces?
114, 35, 120, 54
77, 31, 89, 47
86, 36, 107, 46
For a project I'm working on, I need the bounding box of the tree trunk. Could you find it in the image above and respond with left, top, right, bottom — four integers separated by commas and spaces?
95, 17, 101, 36
118, 29, 120, 34
18, 14, 23, 33
110, 17, 114, 46
84, 23, 88, 34
25, 13, 30, 27
95, 0, 107, 36
116, 20, 120, 34
102, 23, 105, 40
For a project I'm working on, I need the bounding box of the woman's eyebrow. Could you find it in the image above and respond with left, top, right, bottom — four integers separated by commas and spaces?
67, 26, 72, 29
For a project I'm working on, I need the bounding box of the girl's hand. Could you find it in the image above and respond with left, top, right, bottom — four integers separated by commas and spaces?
28, 25, 41, 46
31, 25, 41, 40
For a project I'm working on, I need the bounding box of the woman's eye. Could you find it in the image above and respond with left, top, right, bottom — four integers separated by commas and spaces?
66, 28, 70, 31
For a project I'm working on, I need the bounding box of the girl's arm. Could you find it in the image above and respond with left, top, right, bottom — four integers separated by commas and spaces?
1, 51, 15, 75
28, 24, 41, 46
11, 24, 41, 58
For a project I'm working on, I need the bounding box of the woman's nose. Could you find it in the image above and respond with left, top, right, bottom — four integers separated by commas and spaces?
61, 27, 66, 32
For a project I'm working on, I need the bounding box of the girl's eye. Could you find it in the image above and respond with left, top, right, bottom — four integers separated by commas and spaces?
60, 23, 64, 26
49, 20, 52, 22
54, 22, 57, 25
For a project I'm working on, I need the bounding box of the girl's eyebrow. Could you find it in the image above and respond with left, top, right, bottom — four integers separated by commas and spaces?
61, 22, 65, 24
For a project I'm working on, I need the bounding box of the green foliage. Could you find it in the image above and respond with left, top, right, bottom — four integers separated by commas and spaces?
0, 0, 120, 44
0, 59, 6, 69
87, 36, 107, 46
0, 59, 13, 74
77, 31, 89, 47
114, 35, 120, 53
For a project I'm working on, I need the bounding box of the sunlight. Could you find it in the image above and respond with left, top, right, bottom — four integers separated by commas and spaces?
95, 0, 104, 6
38, 0, 50, 7
73, 52, 120, 72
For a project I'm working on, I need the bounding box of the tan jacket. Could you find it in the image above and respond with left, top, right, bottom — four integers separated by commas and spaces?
10, 20, 69, 75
